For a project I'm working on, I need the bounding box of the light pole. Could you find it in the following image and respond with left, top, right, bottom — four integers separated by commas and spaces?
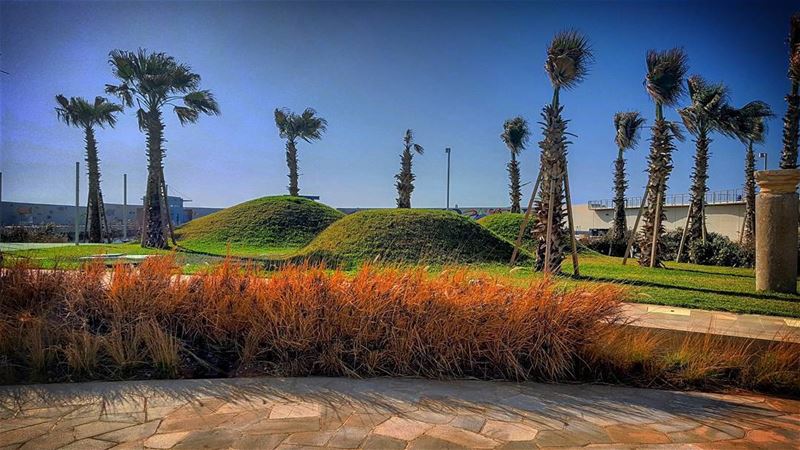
445, 147, 451, 210
74, 162, 80, 245
123, 173, 128, 241
759, 152, 768, 171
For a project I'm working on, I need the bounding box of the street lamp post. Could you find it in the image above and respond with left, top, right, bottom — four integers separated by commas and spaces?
445, 147, 451, 210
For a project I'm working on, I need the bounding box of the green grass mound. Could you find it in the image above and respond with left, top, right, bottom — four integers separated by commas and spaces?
301, 209, 526, 264
176, 196, 344, 255
477, 212, 536, 250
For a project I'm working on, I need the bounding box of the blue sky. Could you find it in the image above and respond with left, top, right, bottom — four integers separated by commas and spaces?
0, 1, 795, 208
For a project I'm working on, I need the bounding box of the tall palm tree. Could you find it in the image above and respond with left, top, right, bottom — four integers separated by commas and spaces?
55, 95, 122, 243
274, 108, 327, 197
732, 101, 773, 247
780, 14, 800, 169
395, 129, 424, 208
106, 49, 219, 249
678, 76, 736, 245
610, 111, 645, 244
532, 30, 593, 273
637, 48, 688, 268
500, 117, 531, 213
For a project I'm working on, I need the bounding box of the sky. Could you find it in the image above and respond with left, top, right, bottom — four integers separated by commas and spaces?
0, 0, 796, 209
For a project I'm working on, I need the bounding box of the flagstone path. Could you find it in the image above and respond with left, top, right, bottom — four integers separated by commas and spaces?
1, 377, 799, 449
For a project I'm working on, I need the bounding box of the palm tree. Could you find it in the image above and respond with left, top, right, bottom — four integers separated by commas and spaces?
732, 101, 773, 247
500, 117, 530, 213
678, 76, 736, 245
610, 112, 645, 244
55, 95, 122, 243
532, 30, 593, 273
780, 14, 800, 169
274, 108, 327, 197
637, 48, 688, 267
395, 129, 424, 208
106, 49, 219, 249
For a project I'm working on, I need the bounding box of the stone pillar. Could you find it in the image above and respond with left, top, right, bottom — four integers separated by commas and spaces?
755, 169, 800, 293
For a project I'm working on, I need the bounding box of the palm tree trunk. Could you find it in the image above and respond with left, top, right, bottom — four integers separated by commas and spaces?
611, 147, 627, 243
395, 148, 414, 208
286, 140, 299, 196
781, 81, 799, 169
638, 106, 675, 268
743, 140, 756, 247
84, 126, 103, 243
143, 109, 167, 249
533, 90, 567, 273
687, 130, 710, 243
508, 152, 521, 213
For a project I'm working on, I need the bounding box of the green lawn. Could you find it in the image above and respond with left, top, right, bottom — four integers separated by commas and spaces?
3, 243, 799, 318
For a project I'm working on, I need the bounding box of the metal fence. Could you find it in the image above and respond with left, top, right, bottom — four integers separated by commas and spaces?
588, 188, 744, 210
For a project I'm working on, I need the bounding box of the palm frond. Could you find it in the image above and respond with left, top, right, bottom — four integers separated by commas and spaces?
613, 111, 645, 150
732, 100, 774, 144
55, 95, 121, 129
413, 143, 424, 155
645, 48, 689, 106
545, 30, 593, 90
501, 116, 531, 155
678, 75, 731, 136
183, 90, 220, 116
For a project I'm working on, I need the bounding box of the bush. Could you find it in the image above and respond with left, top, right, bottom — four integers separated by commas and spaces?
688, 233, 754, 268
0, 257, 624, 383
476, 212, 536, 251
0, 224, 67, 243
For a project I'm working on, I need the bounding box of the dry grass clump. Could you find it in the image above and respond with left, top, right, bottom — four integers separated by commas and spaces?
583, 326, 800, 396
0, 257, 624, 383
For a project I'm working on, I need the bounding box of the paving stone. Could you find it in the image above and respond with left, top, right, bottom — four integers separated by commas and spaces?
283, 430, 333, 446
230, 433, 287, 450
326, 426, 370, 448
143, 431, 190, 448
406, 435, 470, 450
172, 429, 241, 449
269, 402, 321, 419
75, 420, 138, 440
60, 438, 116, 450
0, 418, 49, 434
342, 413, 389, 428
426, 425, 499, 448
360, 434, 407, 450
482, 419, 539, 441
605, 424, 671, 444
668, 425, 738, 443
448, 415, 486, 433
373, 416, 433, 441
18, 428, 75, 450
0, 422, 54, 445
245, 417, 320, 434
404, 409, 455, 424
96, 420, 160, 443
157, 412, 234, 433
496, 441, 538, 450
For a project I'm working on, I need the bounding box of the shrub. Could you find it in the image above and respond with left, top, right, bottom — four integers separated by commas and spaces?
0, 224, 68, 243
0, 257, 623, 383
477, 212, 536, 251
687, 233, 754, 268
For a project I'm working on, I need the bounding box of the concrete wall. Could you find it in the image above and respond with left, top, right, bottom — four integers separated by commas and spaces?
573, 202, 747, 240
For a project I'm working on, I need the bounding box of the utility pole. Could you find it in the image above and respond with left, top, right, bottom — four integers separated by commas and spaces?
74, 162, 79, 245
445, 147, 451, 210
123, 173, 128, 241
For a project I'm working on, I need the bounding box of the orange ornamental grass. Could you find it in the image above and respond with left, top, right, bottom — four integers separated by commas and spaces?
0, 257, 625, 383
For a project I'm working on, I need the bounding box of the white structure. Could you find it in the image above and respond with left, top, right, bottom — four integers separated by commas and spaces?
573, 189, 746, 240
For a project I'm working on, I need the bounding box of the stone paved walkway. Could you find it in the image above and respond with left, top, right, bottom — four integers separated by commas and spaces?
1, 377, 799, 449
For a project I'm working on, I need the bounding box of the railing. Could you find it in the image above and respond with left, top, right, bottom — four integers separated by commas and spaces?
588, 188, 744, 210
